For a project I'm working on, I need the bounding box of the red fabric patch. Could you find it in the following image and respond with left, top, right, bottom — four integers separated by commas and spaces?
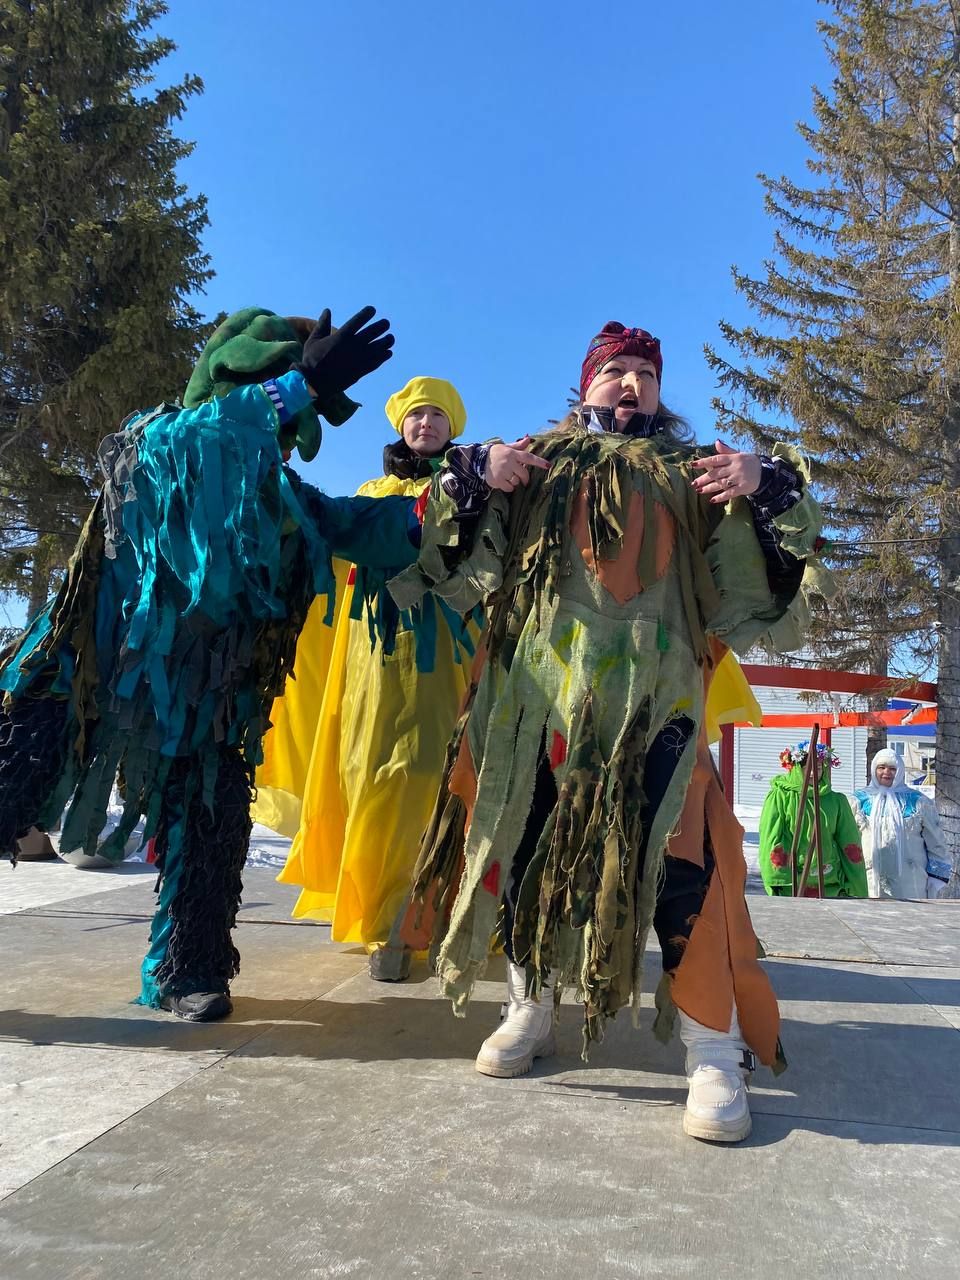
413, 487, 430, 524
549, 730, 568, 770
482, 861, 501, 896
346, 566, 357, 586
844, 844, 864, 863
770, 845, 788, 868
145, 838, 158, 865
802, 887, 821, 898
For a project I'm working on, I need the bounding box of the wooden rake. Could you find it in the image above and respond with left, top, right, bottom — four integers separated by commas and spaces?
789, 722, 827, 899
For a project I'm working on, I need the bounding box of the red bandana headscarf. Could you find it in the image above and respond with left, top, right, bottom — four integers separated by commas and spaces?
579, 321, 662, 402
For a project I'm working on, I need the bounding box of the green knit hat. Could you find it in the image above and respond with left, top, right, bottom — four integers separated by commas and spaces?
183, 307, 359, 461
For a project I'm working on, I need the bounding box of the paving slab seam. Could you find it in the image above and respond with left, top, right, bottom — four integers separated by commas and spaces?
917, 1006, 960, 1035
819, 904, 914, 960
0, 969, 370, 1060
0, 1035, 232, 1058
896, 970, 960, 1009
765, 950, 881, 963
745, 1107, 960, 1138
0, 973, 371, 1206
17, 910, 326, 927
509, 1082, 960, 1137
19, 908, 155, 921
0, 1053, 228, 1208
766, 950, 960, 969
234, 917, 329, 928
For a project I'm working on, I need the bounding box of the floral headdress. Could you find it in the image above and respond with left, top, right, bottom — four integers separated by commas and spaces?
779, 740, 841, 770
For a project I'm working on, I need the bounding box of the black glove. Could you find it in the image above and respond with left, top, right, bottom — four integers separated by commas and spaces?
292, 306, 394, 401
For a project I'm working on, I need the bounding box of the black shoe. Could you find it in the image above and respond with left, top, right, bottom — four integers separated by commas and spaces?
368, 945, 412, 982
159, 990, 233, 1021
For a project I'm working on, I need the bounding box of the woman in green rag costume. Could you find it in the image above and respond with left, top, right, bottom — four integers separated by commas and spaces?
759, 740, 867, 897
262, 377, 480, 980
0, 304, 433, 1022
391, 321, 830, 1142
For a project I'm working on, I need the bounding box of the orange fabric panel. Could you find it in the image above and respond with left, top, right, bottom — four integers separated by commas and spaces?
449, 732, 478, 832
670, 770, 781, 1066
571, 482, 644, 603
668, 636, 780, 1066
569, 482, 676, 605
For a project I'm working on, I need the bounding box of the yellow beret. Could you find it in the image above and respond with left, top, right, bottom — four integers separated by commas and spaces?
384, 376, 466, 440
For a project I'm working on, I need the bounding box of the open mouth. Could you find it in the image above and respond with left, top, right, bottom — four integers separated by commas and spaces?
617, 394, 639, 411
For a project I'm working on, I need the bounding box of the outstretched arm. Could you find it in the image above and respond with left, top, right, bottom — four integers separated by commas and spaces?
295, 481, 420, 571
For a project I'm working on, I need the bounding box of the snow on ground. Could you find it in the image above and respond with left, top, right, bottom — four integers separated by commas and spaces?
40, 787, 292, 874
245, 823, 293, 871
0, 859, 155, 915
735, 804, 764, 893
26, 808, 767, 894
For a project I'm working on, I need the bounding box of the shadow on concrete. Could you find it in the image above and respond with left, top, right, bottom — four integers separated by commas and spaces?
554, 1077, 960, 1147
769, 959, 960, 1006
13, 909, 155, 932
0, 995, 488, 1059
739, 1110, 960, 1148
547, 1078, 960, 1148
3, 994, 959, 1155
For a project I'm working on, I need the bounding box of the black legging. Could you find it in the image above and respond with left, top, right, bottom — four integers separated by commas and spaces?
151, 745, 253, 995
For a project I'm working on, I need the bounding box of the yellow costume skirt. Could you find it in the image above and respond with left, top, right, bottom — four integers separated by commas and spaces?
257, 473, 475, 946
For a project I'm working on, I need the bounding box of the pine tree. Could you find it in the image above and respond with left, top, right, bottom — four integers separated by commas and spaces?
0, 0, 213, 606
706, 0, 960, 864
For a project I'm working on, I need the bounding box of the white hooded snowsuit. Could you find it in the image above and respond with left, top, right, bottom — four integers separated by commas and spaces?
852, 749, 950, 900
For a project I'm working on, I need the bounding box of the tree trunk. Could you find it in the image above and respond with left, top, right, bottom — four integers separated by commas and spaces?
865, 639, 889, 786
939, 88, 960, 887
25, 561, 50, 626
936, 389, 960, 884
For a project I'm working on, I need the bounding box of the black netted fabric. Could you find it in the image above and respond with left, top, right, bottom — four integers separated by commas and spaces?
639, 715, 713, 971
499, 720, 715, 974
152, 746, 254, 994
654, 847, 715, 975
0, 697, 71, 859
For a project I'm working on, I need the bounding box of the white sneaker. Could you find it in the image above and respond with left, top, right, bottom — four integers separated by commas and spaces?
678, 1008, 754, 1142
475, 962, 556, 1078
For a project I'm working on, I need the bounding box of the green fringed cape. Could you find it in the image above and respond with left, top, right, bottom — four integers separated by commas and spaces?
391, 425, 829, 1048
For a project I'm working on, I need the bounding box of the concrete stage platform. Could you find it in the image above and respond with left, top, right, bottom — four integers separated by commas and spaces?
1, 860, 958, 1279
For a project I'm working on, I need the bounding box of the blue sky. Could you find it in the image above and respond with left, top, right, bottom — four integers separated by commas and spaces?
155, 0, 831, 497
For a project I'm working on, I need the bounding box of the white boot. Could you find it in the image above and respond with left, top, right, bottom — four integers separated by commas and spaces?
678, 1008, 754, 1142
475, 962, 556, 1078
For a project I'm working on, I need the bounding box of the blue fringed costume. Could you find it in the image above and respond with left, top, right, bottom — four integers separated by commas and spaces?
0, 307, 414, 1018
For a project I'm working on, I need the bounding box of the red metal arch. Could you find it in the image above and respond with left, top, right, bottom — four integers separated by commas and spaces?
718, 665, 938, 798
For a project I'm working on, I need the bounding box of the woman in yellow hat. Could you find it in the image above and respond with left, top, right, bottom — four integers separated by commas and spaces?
261, 377, 478, 979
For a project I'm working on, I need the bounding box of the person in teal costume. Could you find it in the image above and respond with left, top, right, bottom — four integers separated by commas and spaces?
0, 304, 423, 1020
